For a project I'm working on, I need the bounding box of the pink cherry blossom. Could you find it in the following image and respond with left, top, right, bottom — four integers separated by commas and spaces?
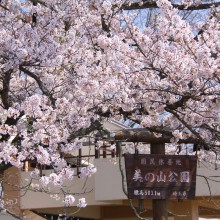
0, 0, 219, 210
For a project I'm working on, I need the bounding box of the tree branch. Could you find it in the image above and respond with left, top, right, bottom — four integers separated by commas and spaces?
165, 108, 210, 149
19, 66, 55, 105
0, 70, 13, 109
0, 3, 9, 11
68, 119, 109, 141
113, 128, 198, 143
122, 1, 220, 11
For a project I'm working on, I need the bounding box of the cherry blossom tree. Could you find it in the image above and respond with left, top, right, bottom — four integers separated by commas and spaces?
0, 0, 219, 213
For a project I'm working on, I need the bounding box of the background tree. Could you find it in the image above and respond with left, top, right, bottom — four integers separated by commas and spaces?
0, 0, 219, 213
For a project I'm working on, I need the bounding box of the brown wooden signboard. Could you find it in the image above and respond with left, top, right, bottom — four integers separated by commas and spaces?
124, 154, 197, 200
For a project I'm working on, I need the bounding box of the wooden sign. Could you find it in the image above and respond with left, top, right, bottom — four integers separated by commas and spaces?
124, 154, 197, 200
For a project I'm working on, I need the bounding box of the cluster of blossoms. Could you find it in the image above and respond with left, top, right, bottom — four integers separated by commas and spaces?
77, 198, 87, 208
64, 195, 75, 207
80, 165, 97, 178
63, 195, 87, 208
0, 0, 219, 210
64, 195, 87, 208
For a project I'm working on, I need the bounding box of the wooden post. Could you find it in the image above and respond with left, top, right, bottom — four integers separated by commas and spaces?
103, 147, 107, 158
95, 148, 100, 158
111, 149, 115, 158
151, 143, 168, 220
77, 149, 82, 176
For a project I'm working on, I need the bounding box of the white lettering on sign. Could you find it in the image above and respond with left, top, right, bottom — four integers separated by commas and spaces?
141, 158, 146, 165
134, 190, 139, 195
150, 158, 155, 165
145, 173, 155, 182
176, 159, 182, 166
167, 159, 173, 166
133, 190, 161, 196
158, 159, 165, 165
133, 169, 143, 182
139, 157, 183, 166
168, 171, 178, 182
172, 191, 187, 197
156, 171, 166, 182
180, 171, 190, 183
132, 169, 191, 183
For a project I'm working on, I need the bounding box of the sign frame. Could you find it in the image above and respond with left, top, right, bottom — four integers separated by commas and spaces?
124, 154, 197, 200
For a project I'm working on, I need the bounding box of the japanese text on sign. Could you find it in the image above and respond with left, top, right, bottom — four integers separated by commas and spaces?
133, 169, 190, 183
140, 157, 182, 166
124, 154, 197, 200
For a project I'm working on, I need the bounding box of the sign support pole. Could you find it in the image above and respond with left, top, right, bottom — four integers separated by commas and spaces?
151, 143, 168, 220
